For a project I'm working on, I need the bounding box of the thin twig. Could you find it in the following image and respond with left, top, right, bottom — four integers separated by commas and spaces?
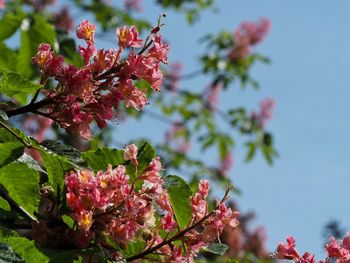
178, 69, 203, 81
143, 110, 174, 125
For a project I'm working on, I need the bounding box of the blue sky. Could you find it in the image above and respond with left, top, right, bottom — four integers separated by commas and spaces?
39, 0, 350, 257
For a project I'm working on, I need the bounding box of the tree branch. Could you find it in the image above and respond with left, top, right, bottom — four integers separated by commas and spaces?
5, 98, 52, 118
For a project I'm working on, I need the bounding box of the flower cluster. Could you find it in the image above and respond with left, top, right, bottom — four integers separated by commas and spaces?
124, 0, 142, 12
0, 0, 4, 9
277, 234, 350, 263
218, 152, 234, 177
228, 18, 271, 60
65, 145, 170, 248
52, 7, 73, 31
220, 204, 269, 259
65, 144, 239, 261
205, 82, 222, 111
32, 20, 168, 139
23, 0, 56, 12
251, 98, 275, 128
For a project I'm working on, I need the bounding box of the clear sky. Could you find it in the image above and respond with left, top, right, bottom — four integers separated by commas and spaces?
46, 0, 350, 257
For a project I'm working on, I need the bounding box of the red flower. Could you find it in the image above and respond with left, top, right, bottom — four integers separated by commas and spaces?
117, 26, 143, 49
276, 236, 300, 261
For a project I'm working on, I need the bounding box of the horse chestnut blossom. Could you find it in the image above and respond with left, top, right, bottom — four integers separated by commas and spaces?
276, 233, 350, 263
64, 144, 239, 261
123, 143, 138, 166
252, 98, 275, 128
124, 0, 142, 12
228, 18, 271, 60
218, 152, 234, 177
31, 20, 169, 139
205, 82, 222, 111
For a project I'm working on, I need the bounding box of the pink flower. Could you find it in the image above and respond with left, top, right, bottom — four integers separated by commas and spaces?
76, 20, 96, 42
52, 7, 73, 31
198, 179, 210, 198
214, 203, 240, 229
228, 18, 271, 60
32, 43, 64, 76
276, 236, 300, 261
206, 82, 222, 111
32, 21, 168, 139
76, 211, 93, 232
161, 212, 178, 231
0, 0, 5, 9
79, 41, 96, 65
147, 35, 169, 64
117, 80, 148, 110
237, 18, 271, 46
300, 252, 316, 263
186, 241, 208, 258
251, 98, 275, 128
156, 192, 172, 212
218, 153, 234, 177
343, 233, 350, 250
124, 144, 138, 166
141, 158, 164, 194
169, 246, 185, 263
124, 0, 142, 12
117, 26, 143, 49
325, 237, 343, 258
191, 193, 207, 218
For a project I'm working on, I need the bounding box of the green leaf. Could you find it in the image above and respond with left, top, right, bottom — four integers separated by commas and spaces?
6, 237, 49, 263
0, 142, 24, 168
164, 175, 192, 229
0, 42, 17, 71
17, 14, 56, 78
40, 149, 74, 192
136, 142, 156, 173
0, 243, 23, 263
122, 240, 146, 258
41, 140, 86, 166
0, 11, 26, 41
0, 198, 16, 223
15, 153, 46, 174
61, 215, 74, 229
0, 163, 40, 216
203, 243, 228, 255
0, 67, 41, 98
40, 248, 82, 263
0, 109, 9, 120
82, 148, 124, 171
245, 142, 256, 162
